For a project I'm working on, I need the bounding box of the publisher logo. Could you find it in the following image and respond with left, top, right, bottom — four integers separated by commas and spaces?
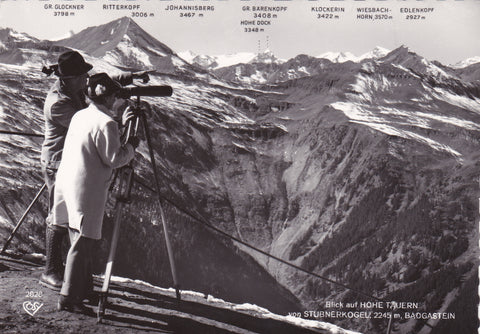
23, 301, 43, 316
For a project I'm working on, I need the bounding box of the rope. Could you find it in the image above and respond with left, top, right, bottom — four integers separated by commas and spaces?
135, 177, 436, 331
0, 126, 434, 330
133, 177, 383, 302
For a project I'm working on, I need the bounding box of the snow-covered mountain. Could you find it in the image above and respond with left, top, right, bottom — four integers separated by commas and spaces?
317, 51, 357, 63
180, 49, 285, 72
185, 46, 389, 73
0, 27, 67, 67
358, 46, 391, 61
211, 45, 476, 87
451, 56, 480, 69
0, 27, 39, 45
0, 17, 479, 334
180, 51, 256, 70
55, 17, 195, 75
184, 50, 287, 85
454, 62, 480, 84
317, 47, 390, 63
249, 49, 285, 65
184, 47, 388, 75
184, 47, 390, 86
211, 46, 391, 86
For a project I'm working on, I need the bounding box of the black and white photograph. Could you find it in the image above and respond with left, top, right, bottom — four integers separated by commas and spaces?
0, 1, 479, 333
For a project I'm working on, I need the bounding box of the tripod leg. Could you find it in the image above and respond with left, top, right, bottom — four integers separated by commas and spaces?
1, 184, 47, 255
141, 116, 181, 301
158, 202, 181, 300
386, 309, 396, 334
97, 201, 124, 323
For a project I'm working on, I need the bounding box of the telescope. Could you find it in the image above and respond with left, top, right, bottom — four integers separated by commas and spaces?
117, 86, 173, 99
41, 65, 172, 99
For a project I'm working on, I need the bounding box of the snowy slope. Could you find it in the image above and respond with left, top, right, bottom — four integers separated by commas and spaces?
320, 46, 480, 159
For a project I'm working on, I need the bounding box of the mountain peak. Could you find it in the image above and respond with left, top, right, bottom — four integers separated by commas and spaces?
451, 56, 480, 69
182, 50, 287, 70
361, 46, 390, 59
55, 17, 174, 58
378, 45, 456, 79
0, 28, 39, 44
54, 17, 181, 71
380, 45, 422, 65
249, 49, 283, 65
117, 16, 147, 34
387, 45, 417, 57
261, 49, 274, 56
317, 47, 390, 63
55, 16, 132, 57
317, 50, 357, 63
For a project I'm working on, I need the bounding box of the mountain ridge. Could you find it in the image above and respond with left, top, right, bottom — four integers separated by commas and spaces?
56, 17, 174, 58
54, 17, 195, 75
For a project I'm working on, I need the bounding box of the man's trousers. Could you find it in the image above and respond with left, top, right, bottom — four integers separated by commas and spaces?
60, 228, 94, 303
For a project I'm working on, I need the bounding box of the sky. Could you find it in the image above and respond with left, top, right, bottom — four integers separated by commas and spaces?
0, 0, 479, 65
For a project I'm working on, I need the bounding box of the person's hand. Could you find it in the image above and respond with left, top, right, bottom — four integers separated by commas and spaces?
121, 107, 136, 126
132, 70, 154, 84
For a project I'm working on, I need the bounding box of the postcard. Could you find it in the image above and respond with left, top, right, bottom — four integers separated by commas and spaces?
0, 1, 478, 333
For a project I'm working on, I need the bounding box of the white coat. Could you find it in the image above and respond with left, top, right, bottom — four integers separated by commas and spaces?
53, 103, 135, 240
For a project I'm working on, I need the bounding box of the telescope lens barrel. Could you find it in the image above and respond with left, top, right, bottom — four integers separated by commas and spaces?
118, 86, 173, 98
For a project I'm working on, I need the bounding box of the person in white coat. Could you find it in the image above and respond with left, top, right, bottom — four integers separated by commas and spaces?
53, 73, 139, 312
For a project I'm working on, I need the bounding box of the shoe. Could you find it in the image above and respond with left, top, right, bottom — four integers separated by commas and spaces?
39, 273, 62, 291
57, 296, 93, 315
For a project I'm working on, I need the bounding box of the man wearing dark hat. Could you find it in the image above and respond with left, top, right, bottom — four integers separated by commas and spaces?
53, 73, 138, 312
40, 50, 148, 290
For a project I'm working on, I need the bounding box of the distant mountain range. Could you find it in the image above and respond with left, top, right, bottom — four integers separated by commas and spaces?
316, 46, 390, 63
179, 49, 284, 70
178, 47, 390, 76
180, 45, 479, 86
1, 22, 478, 83
181, 46, 414, 69
0, 17, 479, 334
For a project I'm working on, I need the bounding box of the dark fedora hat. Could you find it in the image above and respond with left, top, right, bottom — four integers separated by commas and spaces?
57, 51, 93, 77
